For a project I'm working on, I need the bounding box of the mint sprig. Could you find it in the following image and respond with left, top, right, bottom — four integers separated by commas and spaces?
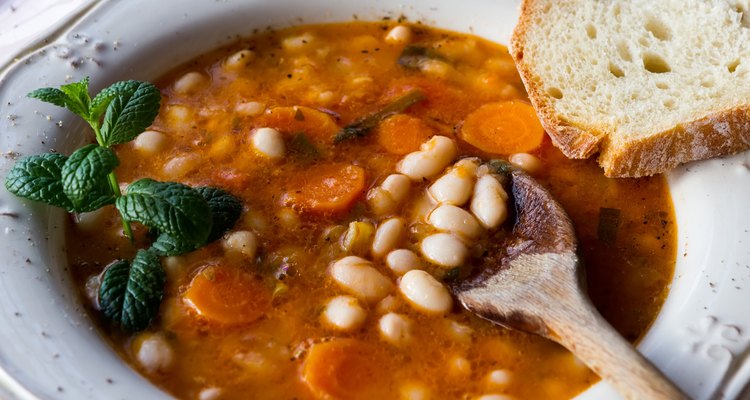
6, 77, 243, 332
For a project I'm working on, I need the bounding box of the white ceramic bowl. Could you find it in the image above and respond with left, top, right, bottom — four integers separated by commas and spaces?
1, 1, 749, 399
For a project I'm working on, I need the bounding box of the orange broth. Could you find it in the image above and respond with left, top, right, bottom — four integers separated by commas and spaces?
67, 22, 676, 399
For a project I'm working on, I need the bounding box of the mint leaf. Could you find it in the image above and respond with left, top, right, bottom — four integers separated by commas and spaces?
90, 80, 146, 122
151, 232, 200, 256
28, 77, 91, 120
99, 82, 161, 146
196, 187, 243, 242
150, 187, 242, 256
58, 77, 91, 119
99, 250, 165, 332
4, 153, 73, 210
98, 259, 129, 324
122, 249, 165, 331
27, 88, 68, 108
116, 179, 212, 246
61, 144, 118, 211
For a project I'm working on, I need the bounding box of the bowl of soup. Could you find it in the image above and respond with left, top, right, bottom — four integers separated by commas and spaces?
0, 1, 749, 399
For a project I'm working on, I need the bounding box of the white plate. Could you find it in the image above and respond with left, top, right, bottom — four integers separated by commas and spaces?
0, 0, 749, 399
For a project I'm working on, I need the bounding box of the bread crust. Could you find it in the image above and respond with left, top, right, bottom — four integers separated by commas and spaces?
509, 0, 750, 177
599, 106, 750, 177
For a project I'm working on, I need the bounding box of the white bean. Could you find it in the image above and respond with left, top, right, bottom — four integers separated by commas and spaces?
485, 369, 513, 388
223, 230, 258, 259
166, 105, 191, 128
428, 159, 478, 206
445, 319, 474, 344
375, 295, 400, 314
448, 355, 472, 378
198, 387, 222, 400
399, 270, 453, 314
372, 217, 406, 257
251, 127, 285, 159
476, 395, 515, 400
427, 204, 483, 239
382, 174, 411, 204
509, 152, 542, 175
133, 332, 174, 373
397, 136, 457, 181
322, 295, 367, 331
235, 101, 265, 117
470, 175, 509, 230
282, 33, 315, 51
386, 249, 422, 275
399, 381, 430, 400
163, 153, 200, 179
74, 207, 109, 233
368, 173, 411, 215
385, 25, 413, 44
378, 312, 412, 345
420, 233, 468, 268
224, 50, 255, 70
276, 207, 300, 230
330, 256, 394, 303
173, 71, 206, 94
133, 130, 167, 155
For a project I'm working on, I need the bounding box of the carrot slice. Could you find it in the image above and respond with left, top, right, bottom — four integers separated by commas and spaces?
459, 100, 545, 154
376, 114, 434, 155
183, 264, 271, 325
282, 163, 366, 214
302, 339, 389, 400
255, 106, 339, 142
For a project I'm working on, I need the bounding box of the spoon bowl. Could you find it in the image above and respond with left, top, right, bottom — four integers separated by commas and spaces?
455, 169, 687, 400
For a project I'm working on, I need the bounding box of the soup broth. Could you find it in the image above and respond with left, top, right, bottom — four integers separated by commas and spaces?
67, 22, 676, 400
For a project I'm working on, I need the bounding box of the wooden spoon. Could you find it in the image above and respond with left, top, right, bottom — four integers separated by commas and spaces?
454, 169, 687, 400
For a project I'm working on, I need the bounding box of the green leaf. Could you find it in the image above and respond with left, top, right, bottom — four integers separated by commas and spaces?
151, 232, 200, 256
333, 89, 425, 143
196, 186, 243, 242
289, 132, 320, 159
90, 80, 145, 122
58, 77, 91, 119
61, 144, 118, 211
99, 81, 161, 146
116, 179, 212, 246
27, 77, 91, 120
121, 249, 165, 331
27, 88, 68, 108
98, 259, 129, 324
4, 153, 73, 210
99, 250, 165, 332
150, 187, 242, 256
397, 45, 450, 69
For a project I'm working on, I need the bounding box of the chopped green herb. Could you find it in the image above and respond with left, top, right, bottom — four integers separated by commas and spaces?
333, 89, 425, 143
487, 159, 514, 175
397, 45, 450, 69
289, 132, 320, 159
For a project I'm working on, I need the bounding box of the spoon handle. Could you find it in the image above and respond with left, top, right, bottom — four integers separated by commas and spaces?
549, 295, 687, 400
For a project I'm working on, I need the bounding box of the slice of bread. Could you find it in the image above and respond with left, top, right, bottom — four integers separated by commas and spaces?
510, 0, 750, 177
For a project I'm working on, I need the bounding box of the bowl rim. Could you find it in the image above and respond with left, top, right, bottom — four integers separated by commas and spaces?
1, 0, 750, 399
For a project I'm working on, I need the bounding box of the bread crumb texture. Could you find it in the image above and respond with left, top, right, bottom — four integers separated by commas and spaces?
511, 0, 750, 176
